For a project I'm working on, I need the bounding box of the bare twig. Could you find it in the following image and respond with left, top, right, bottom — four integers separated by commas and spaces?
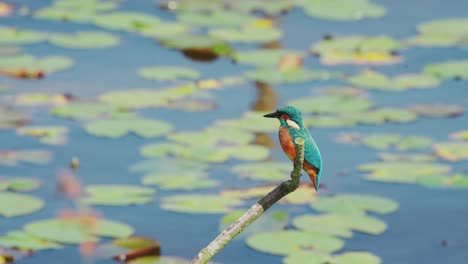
191, 138, 305, 264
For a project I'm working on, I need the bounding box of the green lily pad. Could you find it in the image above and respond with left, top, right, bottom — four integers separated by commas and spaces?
0, 26, 47, 45
0, 230, 62, 250
0, 192, 44, 217
311, 194, 399, 214
0, 150, 53, 166
161, 194, 244, 214
245, 67, 335, 84
34, 0, 118, 22
231, 1, 293, 15
293, 213, 387, 237
209, 27, 282, 43
83, 184, 155, 206
424, 59, 468, 79
290, 94, 373, 114
349, 107, 418, 124
49, 31, 119, 49
0, 107, 30, 129
25, 218, 133, 244
214, 111, 277, 133
284, 251, 381, 264
127, 256, 190, 264
17, 126, 68, 145
378, 153, 436, 162
409, 18, 468, 47
99, 84, 197, 109
0, 54, 73, 74
348, 70, 440, 91
177, 10, 255, 27
138, 66, 200, 82
298, 0, 385, 21
360, 134, 432, 150
168, 127, 254, 146
232, 162, 292, 182
220, 210, 289, 238
93, 12, 161, 32
52, 102, 132, 120
0, 177, 41, 192
85, 117, 172, 138
142, 172, 218, 190
359, 161, 451, 183
303, 115, 357, 128
129, 158, 209, 175
419, 174, 468, 188
450, 130, 468, 141
139, 22, 189, 38
160, 33, 221, 49
15, 93, 71, 106
433, 141, 468, 161
246, 230, 344, 256
409, 104, 464, 118
234, 49, 304, 67
140, 142, 230, 162
312, 35, 401, 54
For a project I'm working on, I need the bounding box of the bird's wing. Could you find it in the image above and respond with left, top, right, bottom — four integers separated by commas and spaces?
302, 129, 322, 176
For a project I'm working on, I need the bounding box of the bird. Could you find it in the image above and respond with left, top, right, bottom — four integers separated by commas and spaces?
263, 105, 322, 191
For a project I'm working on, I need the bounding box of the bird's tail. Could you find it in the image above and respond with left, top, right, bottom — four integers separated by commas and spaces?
307, 170, 319, 192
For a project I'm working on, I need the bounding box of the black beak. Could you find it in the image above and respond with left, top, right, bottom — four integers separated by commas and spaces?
263, 111, 279, 118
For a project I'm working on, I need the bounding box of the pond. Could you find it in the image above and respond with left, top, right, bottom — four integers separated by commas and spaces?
1, 0, 468, 263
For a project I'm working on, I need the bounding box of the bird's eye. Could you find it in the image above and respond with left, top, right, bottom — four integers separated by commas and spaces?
286, 119, 300, 129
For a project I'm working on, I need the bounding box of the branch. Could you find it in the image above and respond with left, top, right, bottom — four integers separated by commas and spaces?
191, 137, 305, 264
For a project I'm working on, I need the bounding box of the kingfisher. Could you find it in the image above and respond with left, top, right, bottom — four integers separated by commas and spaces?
264, 106, 322, 191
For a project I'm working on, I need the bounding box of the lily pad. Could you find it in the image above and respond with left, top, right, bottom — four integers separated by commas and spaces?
359, 161, 451, 183
0, 177, 41, 192
290, 94, 373, 114
232, 161, 292, 182
161, 194, 244, 214
433, 141, 468, 161
0, 231, 61, 250
129, 158, 209, 175
0, 192, 44, 217
298, 0, 385, 21
378, 153, 436, 162
349, 107, 418, 125
127, 256, 190, 264
17, 126, 68, 145
0, 150, 53, 166
177, 10, 255, 27
83, 185, 155, 206
234, 49, 304, 67
0, 26, 47, 45
419, 174, 468, 188
450, 130, 468, 141
142, 172, 218, 191
348, 70, 440, 91
360, 134, 432, 150
85, 117, 172, 138
293, 213, 387, 237
138, 66, 200, 82
231, 1, 293, 15
15, 93, 71, 106
0, 54, 73, 74
246, 230, 344, 256
312, 35, 401, 54
209, 27, 282, 43
0, 107, 30, 129
93, 12, 161, 32
25, 218, 133, 244
409, 104, 464, 118
49, 31, 119, 49
34, 0, 118, 22
424, 59, 468, 79
219, 210, 289, 238
284, 251, 381, 264
311, 194, 399, 214
245, 67, 335, 84
52, 102, 132, 120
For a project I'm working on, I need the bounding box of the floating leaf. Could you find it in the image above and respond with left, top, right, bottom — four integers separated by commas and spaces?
25, 218, 133, 244
378, 153, 436, 162
293, 213, 387, 237
348, 70, 440, 91
0, 107, 30, 129
450, 130, 468, 141
139, 22, 189, 38
0, 177, 41, 192
142, 172, 218, 191
0, 150, 53, 166
320, 50, 401, 65
298, 0, 385, 21
234, 49, 304, 67
359, 161, 451, 183
284, 251, 381, 264
127, 256, 190, 264
419, 174, 468, 188
209, 27, 282, 43
424, 60, 468, 79
49, 31, 119, 49
177, 10, 255, 27
246, 230, 344, 256
245, 67, 335, 84
34, 0, 118, 22
138, 66, 200, 82
0, 192, 44, 217
409, 104, 464, 118
349, 107, 418, 124
433, 141, 468, 161
311, 194, 398, 214
219, 210, 289, 238
290, 94, 373, 114
17, 126, 68, 145
312, 35, 400, 54
83, 185, 155, 206
85, 118, 172, 138
360, 134, 432, 150
0, 26, 47, 45
93, 12, 161, 32
130, 158, 209, 175
0, 54, 73, 74
232, 161, 291, 182
15, 93, 71, 106
410, 18, 468, 47
52, 102, 132, 120
161, 195, 244, 214
0, 231, 61, 250
231, 1, 293, 15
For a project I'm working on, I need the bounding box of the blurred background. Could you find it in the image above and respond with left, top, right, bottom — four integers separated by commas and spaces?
1, 0, 467, 263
